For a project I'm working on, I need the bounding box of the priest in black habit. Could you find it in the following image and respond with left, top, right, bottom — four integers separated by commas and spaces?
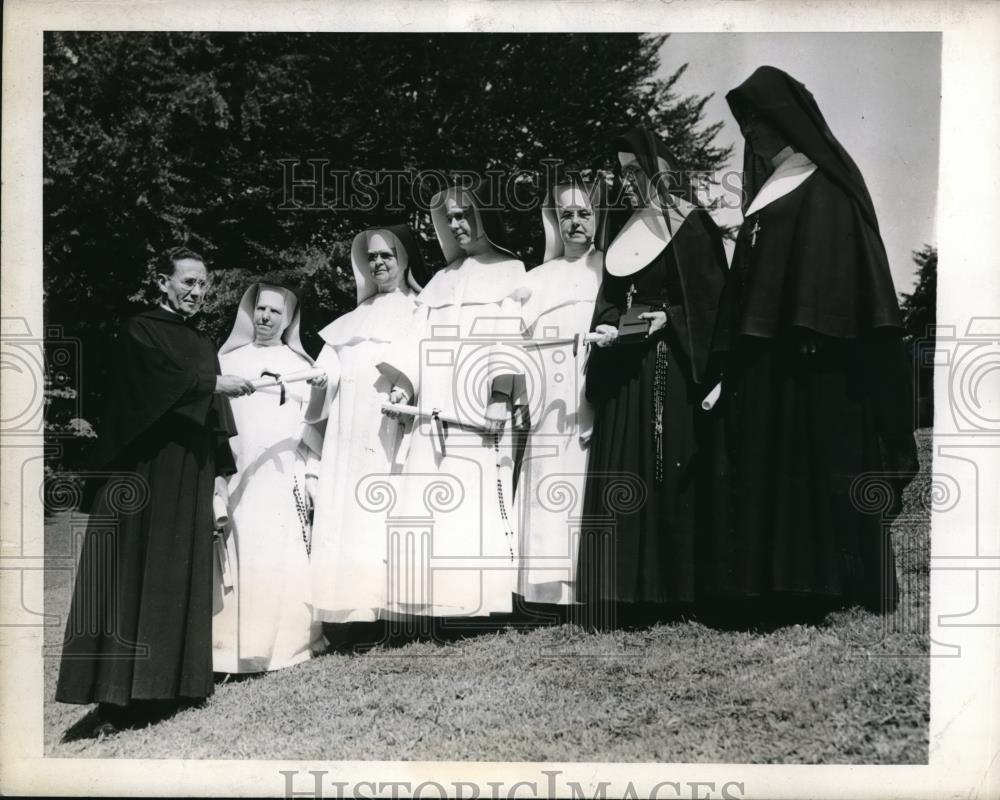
56, 247, 254, 728
711, 66, 919, 618
576, 126, 729, 622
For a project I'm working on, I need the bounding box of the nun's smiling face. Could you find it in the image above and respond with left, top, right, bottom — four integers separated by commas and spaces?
445, 196, 479, 250
253, 287, 287, 345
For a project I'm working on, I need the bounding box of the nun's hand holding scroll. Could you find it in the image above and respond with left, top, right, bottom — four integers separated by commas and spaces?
382, 387, 410, 419
638, 310, 668, 336
593, 324, 619, 348
307, 373, 328, 390
484, 391, 510, 435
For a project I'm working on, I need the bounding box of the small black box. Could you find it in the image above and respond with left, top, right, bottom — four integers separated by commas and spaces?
617, 303, 653, 343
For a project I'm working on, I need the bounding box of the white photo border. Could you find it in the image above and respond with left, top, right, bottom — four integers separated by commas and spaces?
2, 1, 998, 798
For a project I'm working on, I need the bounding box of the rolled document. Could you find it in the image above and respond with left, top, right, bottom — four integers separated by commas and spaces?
214, 533, 234, 590
249, 367, 326, 391
515, 331, 603, 348
701, 381, 722, 411
380, 402, 487, 432
213, 493, 229, 528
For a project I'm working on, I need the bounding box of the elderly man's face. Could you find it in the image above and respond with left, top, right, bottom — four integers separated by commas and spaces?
158, 258, 208, 317
556, 185, 596, 247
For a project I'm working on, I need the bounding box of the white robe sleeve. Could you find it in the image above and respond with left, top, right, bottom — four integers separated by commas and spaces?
488, 287, 531, 403
303, 344, 341, 424
376, 303, 429, 403
302, 344, 341, 479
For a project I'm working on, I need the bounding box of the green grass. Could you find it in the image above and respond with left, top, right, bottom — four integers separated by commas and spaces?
43, 431, 932, 763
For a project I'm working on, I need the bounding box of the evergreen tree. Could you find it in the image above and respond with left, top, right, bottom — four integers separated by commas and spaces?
899, 244, 937, 426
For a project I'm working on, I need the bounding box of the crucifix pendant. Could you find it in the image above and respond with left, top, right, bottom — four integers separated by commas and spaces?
626, 283, 637, 311
750, 218, 761, 248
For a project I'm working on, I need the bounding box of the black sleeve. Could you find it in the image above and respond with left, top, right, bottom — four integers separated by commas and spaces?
590, 278, 622, 330
585, 280, 623, 403
210, 395, 239, 478
863, 329, 920, 505
670, 212, 728, 385
95, 316, 221, 466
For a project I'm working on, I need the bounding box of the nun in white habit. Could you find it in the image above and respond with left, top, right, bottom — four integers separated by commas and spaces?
306, 224, 426, 624
498, 178, 611, 606
212, 283, 324, 673
381, 186, 526, 618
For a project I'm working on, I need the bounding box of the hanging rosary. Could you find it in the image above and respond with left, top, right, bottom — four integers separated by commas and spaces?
493, 433, 516, 562
627, 279, 669, 483
292, 478, 312, 556
652, 339, 668, 484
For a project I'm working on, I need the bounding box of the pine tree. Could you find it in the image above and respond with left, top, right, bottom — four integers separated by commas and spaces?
899, 244, 937, 426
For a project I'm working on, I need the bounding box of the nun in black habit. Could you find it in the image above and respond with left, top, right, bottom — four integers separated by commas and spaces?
576, 126, 729, 615
711, 66, 919, 616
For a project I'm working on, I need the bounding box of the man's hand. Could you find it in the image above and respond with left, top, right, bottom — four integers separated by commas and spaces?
216, 374, 255, 397
382, 387, 409, 419
593, 324, 619, 348
307, 373, 328, 390
484, 392, 510, 435
638, 310, 668, 337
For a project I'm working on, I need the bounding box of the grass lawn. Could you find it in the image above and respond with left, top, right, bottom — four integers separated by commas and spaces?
42, 431, 932, 763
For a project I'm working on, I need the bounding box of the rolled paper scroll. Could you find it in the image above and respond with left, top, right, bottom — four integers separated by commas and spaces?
214, 532, 234, 590
380, 402, 488, 433
701, 381, 722, 412
514, 331, 603, 349
248, 367, 326, 391
212, 493, 229, 528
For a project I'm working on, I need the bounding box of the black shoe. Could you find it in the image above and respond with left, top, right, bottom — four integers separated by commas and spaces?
93, 720, 118, 738
61, 706, 116, 743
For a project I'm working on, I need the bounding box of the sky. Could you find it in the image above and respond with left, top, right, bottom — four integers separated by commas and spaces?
657, 33, 941, 295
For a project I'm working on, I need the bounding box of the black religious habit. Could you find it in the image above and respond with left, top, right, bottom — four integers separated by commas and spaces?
577, 126, 729, 610
710, 66, 919, 614
56, 306, 237, 706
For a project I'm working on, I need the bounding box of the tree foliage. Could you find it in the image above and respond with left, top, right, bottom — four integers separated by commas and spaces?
43, 32, 731, 464
899, 244, 937, 426
899, 244, 937, 341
